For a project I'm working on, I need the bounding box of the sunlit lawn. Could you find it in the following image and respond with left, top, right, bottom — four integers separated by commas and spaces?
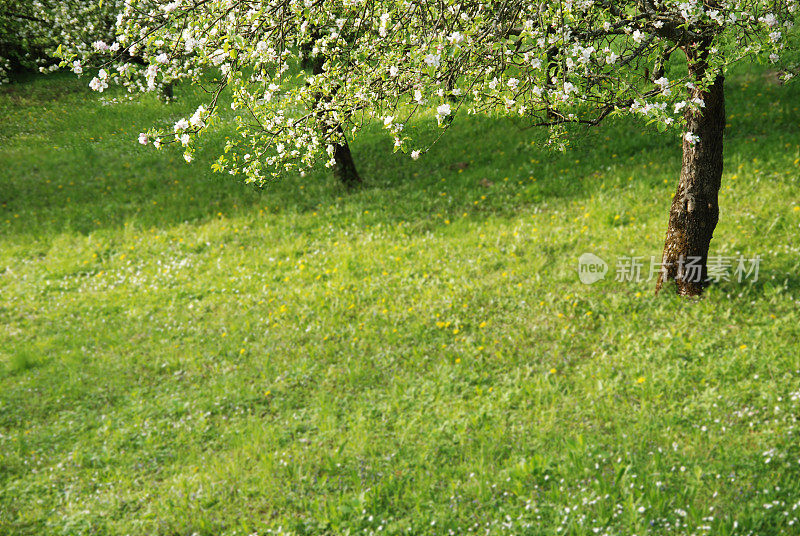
1, 68, 800, 535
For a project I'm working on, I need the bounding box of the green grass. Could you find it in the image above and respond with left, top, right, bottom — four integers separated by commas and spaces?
2, 67, 800, 536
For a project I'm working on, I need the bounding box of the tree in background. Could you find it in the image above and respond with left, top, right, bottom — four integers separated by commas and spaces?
1, 0, 358, 185
0, 0, 182, 98
0, 1, 119, 83
61, 0, 797, 296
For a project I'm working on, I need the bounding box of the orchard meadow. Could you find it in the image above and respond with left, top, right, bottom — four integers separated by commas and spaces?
2, 62, 800, 535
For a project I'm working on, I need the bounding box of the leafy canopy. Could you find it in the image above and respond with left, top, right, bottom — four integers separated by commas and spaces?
54, 0, 799, 183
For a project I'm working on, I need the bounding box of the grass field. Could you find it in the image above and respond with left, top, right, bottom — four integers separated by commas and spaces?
2, 67, 800, 536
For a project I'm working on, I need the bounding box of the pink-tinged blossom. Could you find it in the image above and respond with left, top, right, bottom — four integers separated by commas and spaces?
174, 118, 189, 132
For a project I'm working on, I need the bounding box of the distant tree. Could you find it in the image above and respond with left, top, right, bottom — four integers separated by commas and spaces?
63, 0, 798, 296
0, 0, 181, 99
0, 0, 119, 83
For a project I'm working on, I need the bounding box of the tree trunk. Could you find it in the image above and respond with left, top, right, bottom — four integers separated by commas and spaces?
309, 46, 362, 188
655, 50, 725, 296
161, 81, 174, 101
332, 125, 362, 189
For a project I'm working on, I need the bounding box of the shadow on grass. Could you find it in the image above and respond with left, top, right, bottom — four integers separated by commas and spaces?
1, 70, 799, 240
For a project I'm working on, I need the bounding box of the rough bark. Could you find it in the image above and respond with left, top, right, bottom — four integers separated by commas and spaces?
655, 45, 725, 296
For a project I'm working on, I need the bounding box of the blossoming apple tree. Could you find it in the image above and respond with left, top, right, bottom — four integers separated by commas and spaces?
0, 0, 123, 84
62, 0, 797, 296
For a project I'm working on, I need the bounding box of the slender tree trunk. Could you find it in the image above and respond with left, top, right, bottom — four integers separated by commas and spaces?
656, 47, 725, 296
308, 47, 362, 188
332, 124, 361, 188
161, 80, 174, 101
